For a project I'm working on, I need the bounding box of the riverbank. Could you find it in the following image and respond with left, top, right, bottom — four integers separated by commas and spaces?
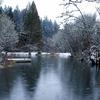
0, 52, 71, 68
6, 52, 71, 58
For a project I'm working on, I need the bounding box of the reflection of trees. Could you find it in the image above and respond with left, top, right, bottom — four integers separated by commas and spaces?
20, 56, 42, 94
38, 56, 60, 77
60, 57, 93, 99
0, 68, 17, 99
95, 71, 100, 87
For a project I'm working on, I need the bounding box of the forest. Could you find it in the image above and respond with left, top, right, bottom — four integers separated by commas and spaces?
0, 0, 100, 63
0, 1, 100, 100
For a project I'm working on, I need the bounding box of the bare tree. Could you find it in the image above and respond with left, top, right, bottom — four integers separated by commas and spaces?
60, 0, 98, 26
53, 14, 97, 60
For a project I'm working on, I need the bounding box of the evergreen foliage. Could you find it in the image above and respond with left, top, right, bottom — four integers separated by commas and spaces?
0, 2, 59, 52
41, 17, 59, 38
23, 1, 43, 49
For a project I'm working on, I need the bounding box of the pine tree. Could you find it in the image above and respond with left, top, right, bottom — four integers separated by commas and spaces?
4, 6, 13, 20
41, 17, 59, 38
13, 6, 21, 32
23, 1, 43, 51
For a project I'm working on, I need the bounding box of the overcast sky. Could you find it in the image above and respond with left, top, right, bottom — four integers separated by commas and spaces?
2, 0, 63, 22
1, 0, 100, 23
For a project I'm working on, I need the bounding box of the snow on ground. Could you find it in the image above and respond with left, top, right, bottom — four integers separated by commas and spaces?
3, 52, 71, 58
57, 53, 71, 58
41, 52, 51, 55
7, 52, 32, 58
7, 58, 31, 61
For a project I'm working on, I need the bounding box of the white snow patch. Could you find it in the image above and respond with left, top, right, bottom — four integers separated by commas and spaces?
41, 52, 51, 55
31, 52, 37, 56
7, 58, 31, 61
2, 52, 71, 58
57, 53, 71, 58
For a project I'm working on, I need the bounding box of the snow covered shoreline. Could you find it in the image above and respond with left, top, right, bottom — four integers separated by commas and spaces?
0, 52, 71, 68
4, 52, 71, 58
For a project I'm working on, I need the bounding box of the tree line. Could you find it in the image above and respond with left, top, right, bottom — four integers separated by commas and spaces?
0, 1, 59, 53
50, 0, 100, 61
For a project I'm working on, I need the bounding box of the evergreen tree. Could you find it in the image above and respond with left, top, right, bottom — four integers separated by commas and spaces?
41, 17, 59, 38
4, 6, 13, 20
16, 9, 27, 47
53, 21, 59, 34
23, 1, 43, 50
13, 6, 21, 32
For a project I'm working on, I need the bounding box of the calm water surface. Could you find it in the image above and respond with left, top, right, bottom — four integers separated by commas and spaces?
0, 55, 100, 100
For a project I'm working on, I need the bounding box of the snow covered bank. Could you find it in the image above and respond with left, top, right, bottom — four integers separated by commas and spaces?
7, 58, 31, 63
3, 52, 71, 58
8, 58, 31, 61
57, 53, 71, 58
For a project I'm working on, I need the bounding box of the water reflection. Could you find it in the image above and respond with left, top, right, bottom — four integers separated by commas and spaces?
60, 58, 93, 100
0, 56, 100, 100
0, 67, 17, 100
20, 57, 42, 95
33, 56, 63, 100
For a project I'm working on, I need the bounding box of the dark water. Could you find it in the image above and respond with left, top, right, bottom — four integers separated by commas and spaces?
0, 56, 100, 100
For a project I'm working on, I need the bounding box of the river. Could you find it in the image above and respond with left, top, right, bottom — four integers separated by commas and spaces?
0, 55, 100, 100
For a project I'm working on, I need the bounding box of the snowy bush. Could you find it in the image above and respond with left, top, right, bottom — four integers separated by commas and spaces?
0, 14, 18, 51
